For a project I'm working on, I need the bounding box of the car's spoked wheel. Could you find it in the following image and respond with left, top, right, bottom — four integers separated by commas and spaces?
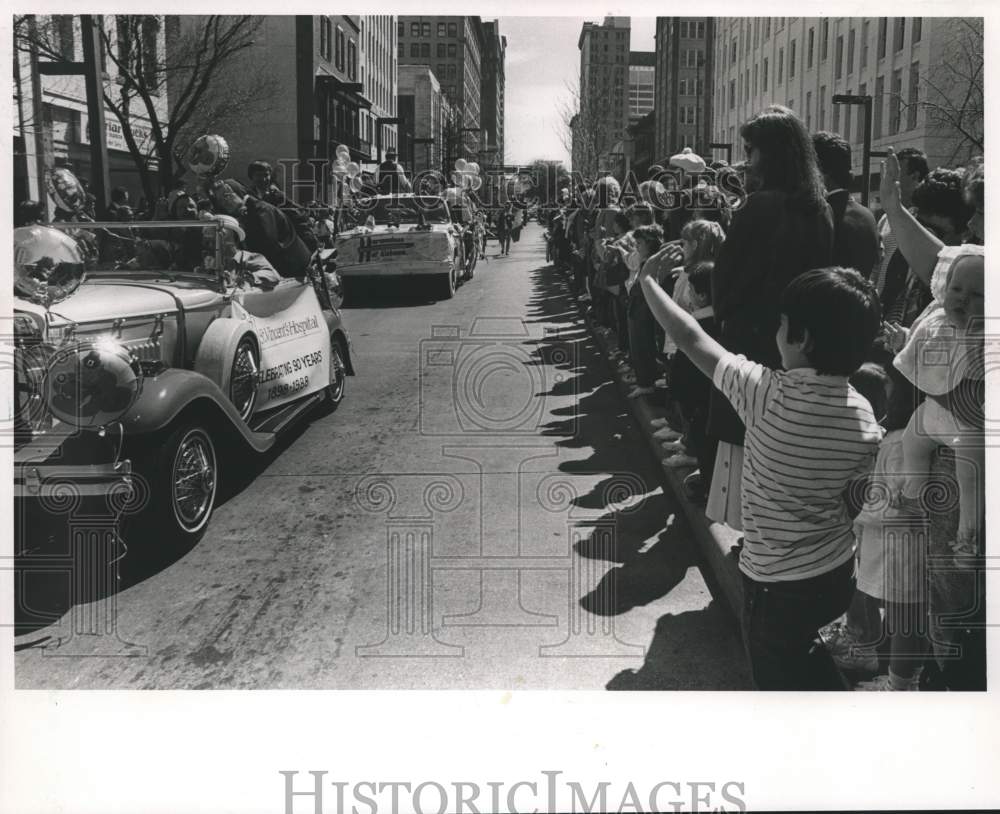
170, 427, 218, 536
322, 338, 347, 408
230, 336, 259, 421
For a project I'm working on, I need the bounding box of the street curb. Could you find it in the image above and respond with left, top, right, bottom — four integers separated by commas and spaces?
576, 305, 745, 619
570, 284, 854, 691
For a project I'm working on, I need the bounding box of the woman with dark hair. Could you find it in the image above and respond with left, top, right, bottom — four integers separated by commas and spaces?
706, 104, 835, 531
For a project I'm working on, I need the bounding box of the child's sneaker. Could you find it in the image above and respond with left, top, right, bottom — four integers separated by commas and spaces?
821, 623, 878, 673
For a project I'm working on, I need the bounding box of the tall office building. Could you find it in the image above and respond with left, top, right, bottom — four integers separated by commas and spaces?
397, 64, 457, 175
653, 17, 715, 162
397, 16, 485, 161
359, 15, 399, 162
575, 16, 631, 175
628, 51, 655, 123
480, 20, 506, 166
711, 17, 980, 188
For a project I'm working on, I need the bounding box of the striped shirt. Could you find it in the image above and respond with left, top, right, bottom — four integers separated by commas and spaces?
713, 353, 883, 582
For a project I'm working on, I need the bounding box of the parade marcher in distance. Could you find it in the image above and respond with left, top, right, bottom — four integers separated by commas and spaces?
640, 263, 883, 690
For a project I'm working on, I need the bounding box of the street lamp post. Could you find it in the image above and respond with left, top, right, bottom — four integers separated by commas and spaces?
833, 93, 873, 206
708, 142, 733, 165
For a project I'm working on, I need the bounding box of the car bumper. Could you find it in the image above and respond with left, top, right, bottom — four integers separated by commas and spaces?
338, 260, 453, 278
14, 460, 133, 500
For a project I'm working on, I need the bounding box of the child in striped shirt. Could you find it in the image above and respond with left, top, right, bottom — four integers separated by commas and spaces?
640, 265, 883, 690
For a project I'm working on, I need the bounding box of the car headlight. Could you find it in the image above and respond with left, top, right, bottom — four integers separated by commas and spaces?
44, 337, 143, 429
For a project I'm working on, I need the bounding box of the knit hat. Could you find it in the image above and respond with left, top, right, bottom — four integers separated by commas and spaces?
214, 214, 246, 243
669, 147, 707, 174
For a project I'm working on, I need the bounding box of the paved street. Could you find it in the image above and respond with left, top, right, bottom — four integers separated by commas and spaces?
14, 224, 749, 690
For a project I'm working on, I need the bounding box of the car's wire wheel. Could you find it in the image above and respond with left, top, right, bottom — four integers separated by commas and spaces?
230, 336, 259, 421
170, 427, 217, 534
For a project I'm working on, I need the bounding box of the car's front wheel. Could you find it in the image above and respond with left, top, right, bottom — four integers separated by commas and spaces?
126, 421, 219, 550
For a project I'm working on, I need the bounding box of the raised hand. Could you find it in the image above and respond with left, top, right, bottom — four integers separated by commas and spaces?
879, 146, 901, 209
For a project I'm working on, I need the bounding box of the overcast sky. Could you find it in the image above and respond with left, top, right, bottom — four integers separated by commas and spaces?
500, 16, 656, 167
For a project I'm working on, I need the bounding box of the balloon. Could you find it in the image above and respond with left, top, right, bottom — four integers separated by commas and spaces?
467, 162, 480, 175
331, 163, 348, 178
454, 158, 468, 172
14, 225, 86, 306
350, 175, 364, 192
186, 134, 230, 177
470, 175, 482, 191
451, 172, 462, 186
346, 161, 360, 178
336, 144, 350, 159
46, 168, 87, 214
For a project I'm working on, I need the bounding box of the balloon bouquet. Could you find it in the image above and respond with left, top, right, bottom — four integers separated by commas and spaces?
330, 144, 364, 198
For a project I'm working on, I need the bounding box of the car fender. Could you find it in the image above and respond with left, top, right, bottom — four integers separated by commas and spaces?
194, 316, 260, 397
322, 312, 356, 375
120, 367, 274, 453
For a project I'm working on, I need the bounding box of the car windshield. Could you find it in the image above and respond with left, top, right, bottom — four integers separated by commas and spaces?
45, 220, 223, 284
363, 197, 451, 225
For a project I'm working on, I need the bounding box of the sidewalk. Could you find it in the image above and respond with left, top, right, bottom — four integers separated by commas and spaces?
569, 283, 855, 691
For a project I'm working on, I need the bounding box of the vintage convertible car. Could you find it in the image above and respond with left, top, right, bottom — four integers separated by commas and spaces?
334, 193, 472, 301
12, 219, 355, 546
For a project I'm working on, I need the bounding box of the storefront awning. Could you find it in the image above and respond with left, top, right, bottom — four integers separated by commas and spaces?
315, 74, 372, 109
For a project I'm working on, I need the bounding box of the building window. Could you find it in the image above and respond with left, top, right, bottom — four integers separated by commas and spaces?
437, 63, 445, 77
805, 91, 812, 129
807, 28, 814, 69
410, 22, 420, 37
844, 90, 853, 141
398, 21, 404, 37
448, 43, 456, 58
821, 19, 829, 60
889, 68, 903, 134
421, 22, 430, 37
753, 63, 758, 96
832, 97, 840, 134
348, 40, 357, 80
877, 17, 888, 60
913, 18, 922, 44
835, 35, 843, 78
437, 43, 445, 57
729, 79, 735, 109
789, 39, 796, 78
856, 83, 867, 141
907, 62, 920, 129
398, 42, 403, 58
819, 86, 826, 129
847, 29, 855, 74
745, 68, 749, 102
874, 75, 884, 136
410, 43, 419, 58
764, 18, 771, 40
762, 56, 769, 91
893, 18, 905, 52
420, 42, 429, 57
437, 22, 446, 37
447, 22, 457, 37
730, 38, 737, 64
778, 47, 784, 84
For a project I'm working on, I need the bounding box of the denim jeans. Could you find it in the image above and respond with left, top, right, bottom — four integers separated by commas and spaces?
741, 556, 856, 690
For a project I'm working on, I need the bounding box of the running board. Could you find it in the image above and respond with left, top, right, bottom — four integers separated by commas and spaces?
250, 393, 325, 435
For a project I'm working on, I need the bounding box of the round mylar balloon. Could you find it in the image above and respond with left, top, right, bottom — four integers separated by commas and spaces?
331, 161, 348, 178
336, 144, 351, 160
350, 175, 364, 192
346, 161, 361, 178
454, 158, 468, 172
470, 175, 483, 191
186, 134, 230, 177
467, 162, 480, 175
46, 168, 87, 215
14, 225, 86, 307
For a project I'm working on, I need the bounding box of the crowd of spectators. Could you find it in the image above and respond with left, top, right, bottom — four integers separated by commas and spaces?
544, 103, 985, 692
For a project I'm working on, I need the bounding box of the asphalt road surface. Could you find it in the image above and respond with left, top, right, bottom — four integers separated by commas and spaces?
14, 223, 750, 690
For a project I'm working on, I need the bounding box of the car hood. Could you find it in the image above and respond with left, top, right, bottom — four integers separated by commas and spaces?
26, 281, 221, 327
